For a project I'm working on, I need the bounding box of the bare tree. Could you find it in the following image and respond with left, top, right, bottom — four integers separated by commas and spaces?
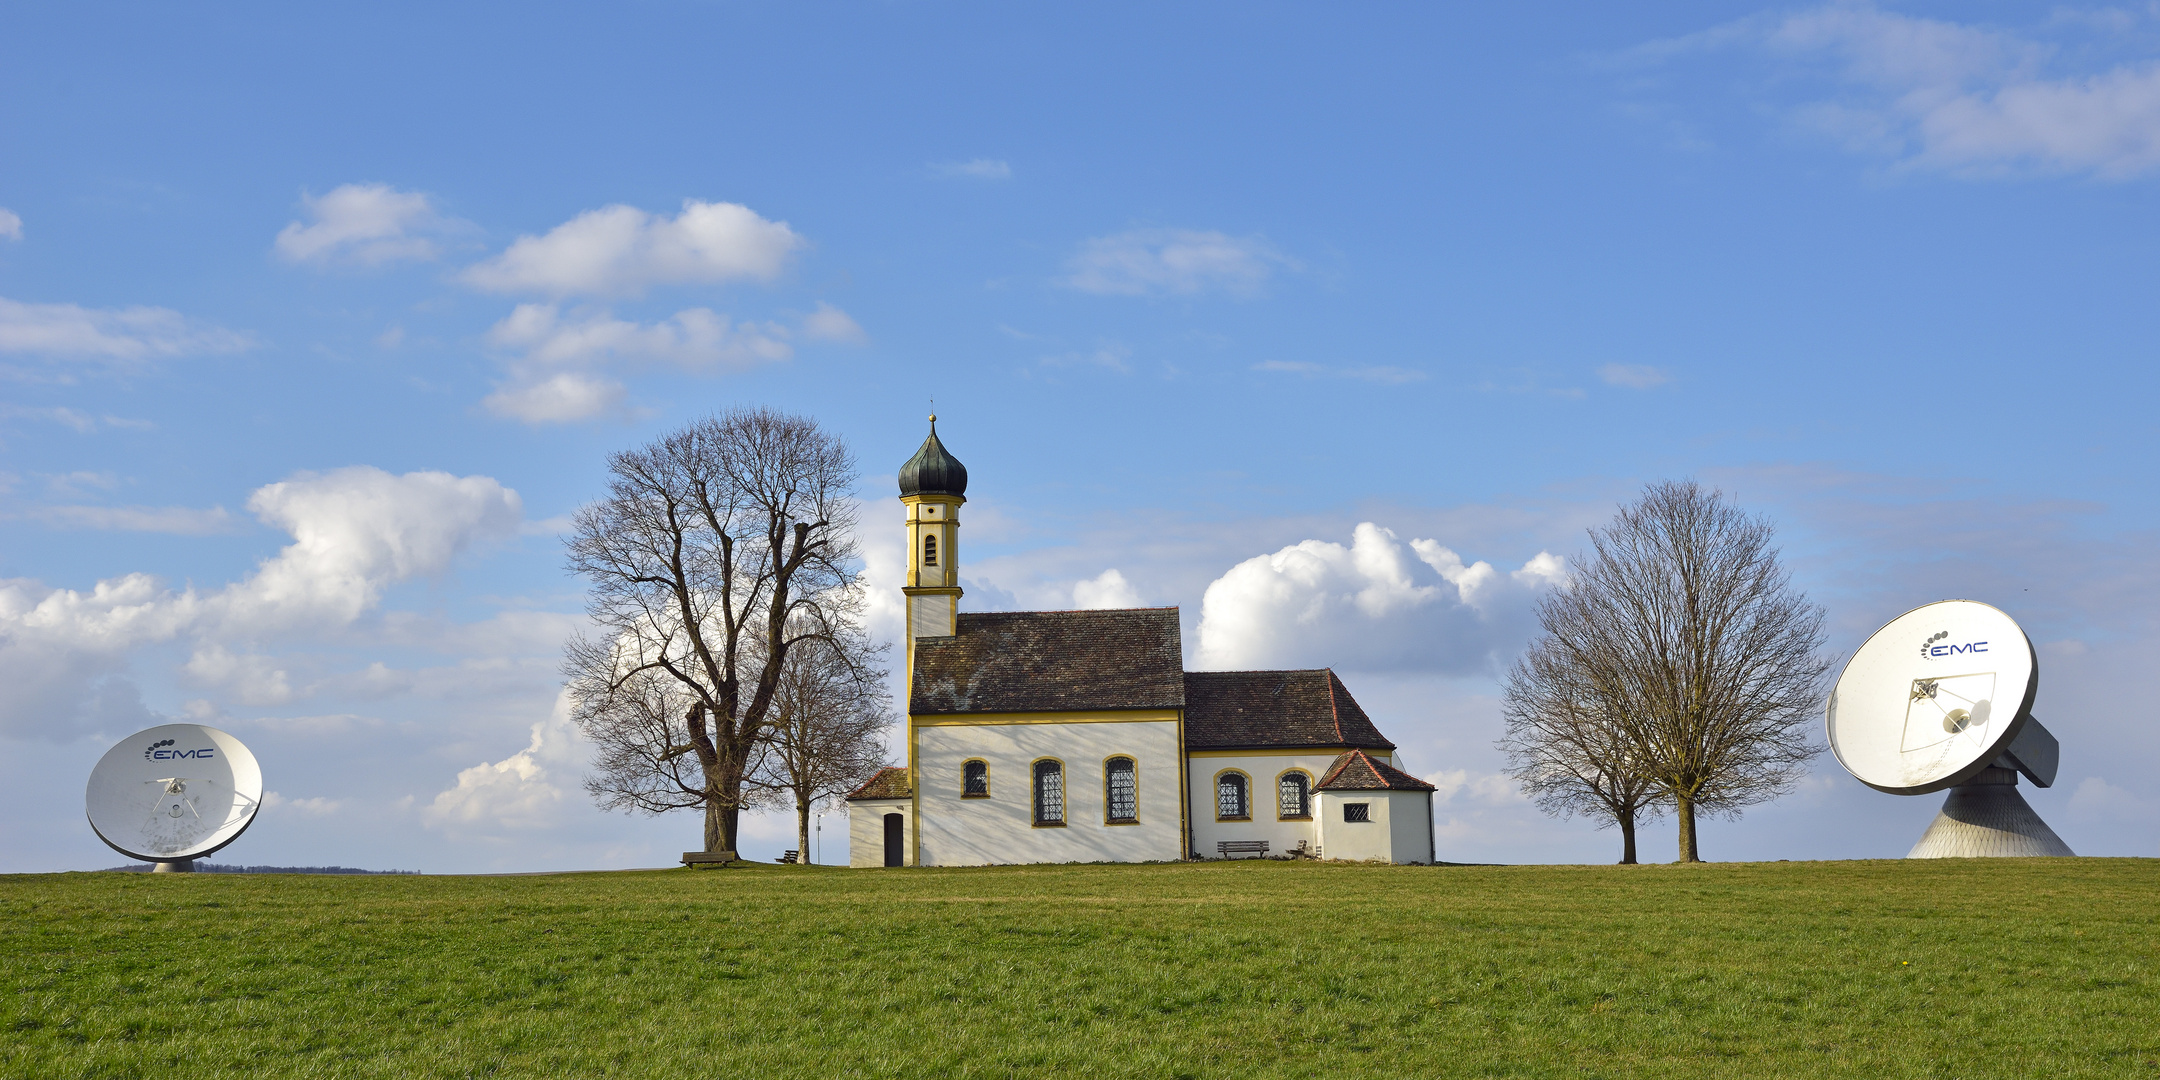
1527, 480, 1827, 863
1498, 642, 1664, 863
745, 627, 893, 862
563, 408, 860, 854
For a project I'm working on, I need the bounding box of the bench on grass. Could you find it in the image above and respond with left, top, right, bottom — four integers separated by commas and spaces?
681, 851, 739, 868
1217, 840, 1270, 859
777, 850, 799, 864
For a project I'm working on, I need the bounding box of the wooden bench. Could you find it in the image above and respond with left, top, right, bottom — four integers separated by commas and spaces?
681, 850, 739, 868
777, 850, 799, 864
1217, 840, 1270, 859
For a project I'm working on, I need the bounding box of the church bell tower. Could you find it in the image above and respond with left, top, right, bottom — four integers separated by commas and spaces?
898, 415, 967, 681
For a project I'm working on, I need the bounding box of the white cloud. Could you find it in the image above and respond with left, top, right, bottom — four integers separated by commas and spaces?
932, 159, 1013, 180
1063, 228, 1295, 297
800, 301, 867, 343
423, 693, 584, 834
1072, 569, 1143, 609
0, 466, 522, 736
274, 183, 457, 266
463, 199, 803, 298
0, 209, 20, 241
1425, 768, 1527, 808
27, 504, 237, 535
478, 303, 794, 424
1195, 522, 1565, 674
1254, 360, 1426, 384
1598, 363, 1672, 388
262, 791, 344, 816
2068, 776, 2150, 821
482, 373, 630, 424
1662, 5, 2160, 179
0, 297, 254, 364
486, 303, 791, 372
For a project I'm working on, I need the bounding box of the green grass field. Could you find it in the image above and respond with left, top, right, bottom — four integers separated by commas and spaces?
4, 858, 2156, 1079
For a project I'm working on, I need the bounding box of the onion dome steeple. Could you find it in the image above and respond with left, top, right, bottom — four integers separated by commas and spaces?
898, 415, 968, 497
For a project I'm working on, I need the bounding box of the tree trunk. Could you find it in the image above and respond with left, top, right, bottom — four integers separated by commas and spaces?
1675, 792, 1700, 863
1618, 809, 1638, 865
796, 799, 812, 865
703, 797, 723, 854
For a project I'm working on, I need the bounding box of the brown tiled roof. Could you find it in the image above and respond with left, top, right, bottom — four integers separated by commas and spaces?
910, 608, 1186, 715
1182, 669, 1397, 751
1316, 749, 1435, 792
845, 767, 913, 801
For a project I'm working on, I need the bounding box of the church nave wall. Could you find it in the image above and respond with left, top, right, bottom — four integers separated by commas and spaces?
914, 713, 1184, 866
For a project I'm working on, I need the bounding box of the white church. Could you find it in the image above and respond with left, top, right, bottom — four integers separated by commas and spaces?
848, 420, 1437, 867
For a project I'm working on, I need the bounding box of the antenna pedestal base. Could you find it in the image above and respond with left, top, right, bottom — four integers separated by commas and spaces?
151, 859, 196, 873
1907, 767, 2074, 858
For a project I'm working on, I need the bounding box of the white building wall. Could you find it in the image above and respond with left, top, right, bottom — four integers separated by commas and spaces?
1185, 750, 1392, 859
914, 713, 1184, 866
848, 798, 913, 868
1315, 789, 1432, 864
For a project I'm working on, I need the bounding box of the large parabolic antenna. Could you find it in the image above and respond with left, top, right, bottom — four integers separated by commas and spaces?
1827, 600, 2073, 858
86, 724, 262, 872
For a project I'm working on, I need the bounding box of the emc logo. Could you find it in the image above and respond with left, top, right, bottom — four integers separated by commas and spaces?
1919, 630, 1987, 660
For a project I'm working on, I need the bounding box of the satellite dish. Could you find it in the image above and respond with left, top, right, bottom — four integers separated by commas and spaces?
1827, 600, 2072, 858
86, 724, 262, 872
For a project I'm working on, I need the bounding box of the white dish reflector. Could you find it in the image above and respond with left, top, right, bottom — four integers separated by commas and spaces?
86, 724, 262, 862
1826, 600, 2037, 795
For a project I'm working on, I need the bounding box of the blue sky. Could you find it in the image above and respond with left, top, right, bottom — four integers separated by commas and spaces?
4, 2, 2156, 871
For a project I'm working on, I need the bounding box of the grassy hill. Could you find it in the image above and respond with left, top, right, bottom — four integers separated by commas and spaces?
4, 858, 2155, 1078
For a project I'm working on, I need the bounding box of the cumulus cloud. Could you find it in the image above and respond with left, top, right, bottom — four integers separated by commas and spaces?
463, 199, 803, 298
1195, 523, 1565, 674
0, 208, 20, 241
423, 694, 583, 835
1654, 5, 2160, 178
800, 301, 867, 343
478, 303, 798, 423
274, 183, 458, 266
0, 466, 522, 737
482, 372, 630, 424
0, 297, 254, 365
1072, 569, 1143, 610
1598, 363, 1672, 388
932, 159, 1013, 180
485, 303, 791, 372
1063, 228, 1295, 297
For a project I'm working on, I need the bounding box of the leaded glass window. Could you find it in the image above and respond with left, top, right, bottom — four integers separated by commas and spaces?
963, 760, 988, 797
1279, 772, 1309, 819
1034, 760, 1064, 824
1217, 773, 1247, 819
1105, 757, 1136, 822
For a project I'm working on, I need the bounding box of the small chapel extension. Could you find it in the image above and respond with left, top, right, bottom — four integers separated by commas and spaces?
849, 418, 1436, 867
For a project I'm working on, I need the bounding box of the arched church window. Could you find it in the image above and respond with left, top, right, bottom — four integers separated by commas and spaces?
923, 533, 938, 566
1278, 771, 1310, 819
962, 759, 988, 797
1105, 757, 1136, 822
1216, 772, 1248, 820
1033, 760, 1065, 825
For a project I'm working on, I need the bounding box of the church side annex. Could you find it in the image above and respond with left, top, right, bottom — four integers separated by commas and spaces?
849, 419, 1436, 867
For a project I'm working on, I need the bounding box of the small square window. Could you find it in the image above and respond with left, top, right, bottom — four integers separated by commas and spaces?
1342, 802, 1371, 823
